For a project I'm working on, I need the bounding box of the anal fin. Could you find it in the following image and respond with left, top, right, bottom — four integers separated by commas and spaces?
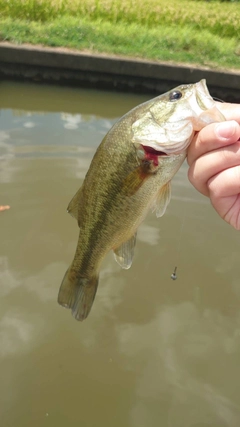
113, 233, 137, 269
67, 186, 83, 223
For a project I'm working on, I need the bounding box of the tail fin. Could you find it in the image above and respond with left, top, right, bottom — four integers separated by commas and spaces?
58, 268, 99, 321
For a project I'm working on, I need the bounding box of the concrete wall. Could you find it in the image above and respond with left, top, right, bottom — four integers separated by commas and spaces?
0, 42, 240, 102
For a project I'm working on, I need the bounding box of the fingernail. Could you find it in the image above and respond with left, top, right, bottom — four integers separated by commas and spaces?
216, 121, 237, 139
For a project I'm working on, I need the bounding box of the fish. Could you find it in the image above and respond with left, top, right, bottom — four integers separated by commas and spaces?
58, 79, 225, 321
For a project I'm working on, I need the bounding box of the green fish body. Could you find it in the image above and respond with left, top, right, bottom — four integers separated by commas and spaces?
58, 80, 225, 321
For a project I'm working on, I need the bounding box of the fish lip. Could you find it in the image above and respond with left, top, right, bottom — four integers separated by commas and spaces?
196, 79, 209, 95
195, 79, 215, 109
193, 80, 226, 125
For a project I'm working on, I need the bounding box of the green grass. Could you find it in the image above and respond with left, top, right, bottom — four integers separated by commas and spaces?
0, 0, 239, 70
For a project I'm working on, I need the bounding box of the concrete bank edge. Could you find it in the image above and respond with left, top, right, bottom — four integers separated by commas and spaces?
0, 42, 240, 100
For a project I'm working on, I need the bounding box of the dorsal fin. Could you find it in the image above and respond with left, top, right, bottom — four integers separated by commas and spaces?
67, 186, 83, 224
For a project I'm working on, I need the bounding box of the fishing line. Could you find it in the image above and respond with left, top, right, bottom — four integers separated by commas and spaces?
213, 97, 224, 103
171, 202, 188, 280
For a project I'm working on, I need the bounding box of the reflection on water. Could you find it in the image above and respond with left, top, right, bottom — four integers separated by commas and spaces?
1, 81, 240, 427
117, 303, 240, 427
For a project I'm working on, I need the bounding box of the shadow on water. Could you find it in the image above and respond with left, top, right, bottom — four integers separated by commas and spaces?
1, 80, 240, 427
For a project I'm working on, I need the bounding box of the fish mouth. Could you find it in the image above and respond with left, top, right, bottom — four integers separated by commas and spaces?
192, 80, 225, 128
195, 79, 210, 98
188, 79, 215, 114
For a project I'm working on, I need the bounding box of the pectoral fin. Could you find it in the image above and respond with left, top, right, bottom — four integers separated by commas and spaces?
122, 166, 151, 196
113, 233, 137, 269
67, 186, 83, 224
152, 182, 171, 218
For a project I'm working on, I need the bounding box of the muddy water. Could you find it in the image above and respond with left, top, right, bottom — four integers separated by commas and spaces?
1, 80, 240, 427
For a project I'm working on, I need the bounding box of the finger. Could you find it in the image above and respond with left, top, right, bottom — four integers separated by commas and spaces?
216, 102, 240, 123
187, 120, 240, 166
208, 165, 240, 198
188, 139, 240, 196
208, 166, 240, 230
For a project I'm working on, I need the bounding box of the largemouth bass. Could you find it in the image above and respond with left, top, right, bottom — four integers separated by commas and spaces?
58, 79, 224, 321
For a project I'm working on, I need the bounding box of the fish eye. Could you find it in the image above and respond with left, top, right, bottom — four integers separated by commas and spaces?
169, 90, 182, 102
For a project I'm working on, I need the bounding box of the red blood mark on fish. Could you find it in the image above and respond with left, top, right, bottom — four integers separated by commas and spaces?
141, 145, 167, 166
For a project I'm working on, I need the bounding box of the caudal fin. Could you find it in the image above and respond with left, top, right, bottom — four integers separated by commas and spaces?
58, 268, 99, 321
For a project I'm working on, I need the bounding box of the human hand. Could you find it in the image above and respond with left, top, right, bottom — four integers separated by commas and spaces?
187, 103, 240, 229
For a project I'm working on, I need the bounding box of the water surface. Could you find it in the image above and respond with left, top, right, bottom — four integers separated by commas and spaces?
1, 81, 240, 427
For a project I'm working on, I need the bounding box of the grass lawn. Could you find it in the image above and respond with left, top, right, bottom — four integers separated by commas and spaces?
0, 0, 239, 71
